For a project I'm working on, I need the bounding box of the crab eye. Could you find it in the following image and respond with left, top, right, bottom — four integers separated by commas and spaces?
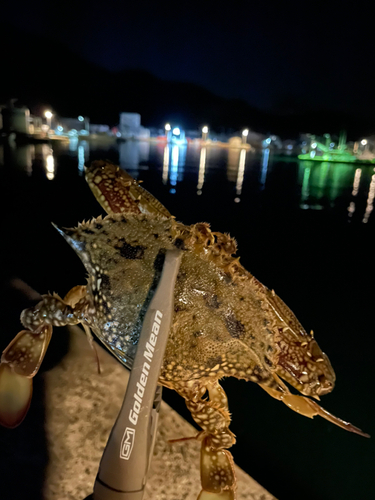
317, 374, 334, 395
309, 340, 323, 359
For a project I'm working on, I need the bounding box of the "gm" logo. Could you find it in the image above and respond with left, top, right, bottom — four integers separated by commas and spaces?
120, 427, 135, 460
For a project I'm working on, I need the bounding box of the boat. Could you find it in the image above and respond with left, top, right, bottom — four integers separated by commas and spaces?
298, 132, 375, 164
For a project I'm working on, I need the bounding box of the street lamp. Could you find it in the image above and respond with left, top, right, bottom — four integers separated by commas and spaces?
202, 125, 208, 141
242, 128, 249, 145
45, 111, 53, 132
361, 139, 368, 146
165, 123, 171, 142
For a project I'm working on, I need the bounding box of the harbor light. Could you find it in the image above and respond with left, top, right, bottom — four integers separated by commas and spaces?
202, 125, 208, 141
45, 110, 53, 131
165, 123, 171, 142
242, 128, 249, 144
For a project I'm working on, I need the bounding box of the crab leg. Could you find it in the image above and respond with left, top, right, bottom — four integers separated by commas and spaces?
85, 160, 171, 217
176, 381, 237, 500
0, 286, 91, 427
260, 383, 370, 438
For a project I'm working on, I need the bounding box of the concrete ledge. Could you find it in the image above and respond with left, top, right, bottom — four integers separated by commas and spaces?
43, 326, 277, 500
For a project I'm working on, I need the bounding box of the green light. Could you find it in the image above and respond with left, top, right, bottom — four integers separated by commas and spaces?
299, 133, 375, 164
301, 167, 311, 202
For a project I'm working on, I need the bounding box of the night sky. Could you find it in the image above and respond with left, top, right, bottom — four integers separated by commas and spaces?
2, 0, 375, 119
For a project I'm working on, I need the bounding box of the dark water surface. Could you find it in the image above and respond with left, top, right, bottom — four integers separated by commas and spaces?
0, 140, 374, 500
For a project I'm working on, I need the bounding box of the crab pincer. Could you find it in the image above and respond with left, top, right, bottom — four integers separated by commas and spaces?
0, 286, 88, 427
0, 324, 52, 427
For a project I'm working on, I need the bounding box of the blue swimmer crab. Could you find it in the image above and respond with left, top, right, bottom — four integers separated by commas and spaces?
0, 160, 369, 500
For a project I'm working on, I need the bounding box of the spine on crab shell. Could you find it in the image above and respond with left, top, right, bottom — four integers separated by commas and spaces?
174, 221, 251, 282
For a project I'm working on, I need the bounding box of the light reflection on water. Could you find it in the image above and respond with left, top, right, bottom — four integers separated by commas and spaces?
197, 147, 206, 195
234, 148, 246, 202
260, 147, 269, 188
1, 140, 374, 224
119, 140, 150, 175
297, 160, 375, 222
363, 172, 375, 223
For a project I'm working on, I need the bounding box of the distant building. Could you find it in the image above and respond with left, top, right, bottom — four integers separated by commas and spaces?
1, 100, 30, 134
89, 124, 110, 134
0, 100, 45, 136
119, 112, 141, 138
137, 126, 150, 140
58, 116, 89, 134
119, 112, 150, 139
29, 115, 43, 135
185, 129, 200, 140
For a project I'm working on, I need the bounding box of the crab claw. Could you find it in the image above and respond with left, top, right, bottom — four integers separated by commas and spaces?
1, 325, 53, 377
0, 364, 33, 427
261, 384, 370, 438
0, 325, 52, 427
198, 435, 236, 500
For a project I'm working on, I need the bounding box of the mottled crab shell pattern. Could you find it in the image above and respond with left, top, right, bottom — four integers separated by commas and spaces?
57, 210, 335, 399
57, 214, 278, 383
84, 161, 338, 397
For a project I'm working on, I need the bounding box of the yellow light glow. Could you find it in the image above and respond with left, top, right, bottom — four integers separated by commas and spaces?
46, 154, 55, 180
352, 168, 362, 196
45, 111, 53, 119
197, 147, 206, 192
202, 126, 208, 134
361, 139, 368, 146
165, 123, 171, 131
236, 149, 246, 197
363, 173, 375, 223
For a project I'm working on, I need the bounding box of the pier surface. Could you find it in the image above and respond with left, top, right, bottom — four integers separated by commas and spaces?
43, 326, 277, 500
